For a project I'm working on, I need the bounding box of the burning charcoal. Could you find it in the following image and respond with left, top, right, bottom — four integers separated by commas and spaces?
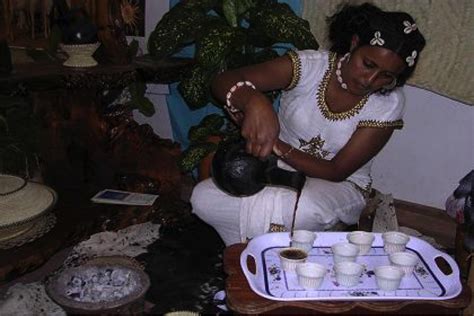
111, 269, 130, 286
62, 266, 140, 303
68, 276, 84, 288
65, 288, 81, 296
90, 273, 99, 284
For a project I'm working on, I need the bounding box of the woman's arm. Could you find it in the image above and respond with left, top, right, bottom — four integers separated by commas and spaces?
211, 55, 294, 158
274, 127, 395, 182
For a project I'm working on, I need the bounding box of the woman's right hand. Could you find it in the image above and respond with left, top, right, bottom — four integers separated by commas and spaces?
240, 93, 280, 159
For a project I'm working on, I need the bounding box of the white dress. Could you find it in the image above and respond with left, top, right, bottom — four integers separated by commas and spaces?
191, 50, 405, 246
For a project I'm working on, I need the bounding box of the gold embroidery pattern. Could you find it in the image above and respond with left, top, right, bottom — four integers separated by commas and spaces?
357, 119, 404, 129
317, 53, 369, 121
285, 50, 301, 91
298, 135, 330, 159
269, 223, 287, 232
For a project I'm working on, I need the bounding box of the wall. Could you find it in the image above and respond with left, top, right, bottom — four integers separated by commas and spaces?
128, 1, 174, 140
371, 86, 473, 209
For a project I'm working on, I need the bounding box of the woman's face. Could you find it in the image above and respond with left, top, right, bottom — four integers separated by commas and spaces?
343, 45, 406, 96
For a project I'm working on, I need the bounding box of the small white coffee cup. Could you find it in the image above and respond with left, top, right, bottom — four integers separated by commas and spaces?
291, 230, 316, 254
346, 231, 375, 255
374, 265, 404, 291
331, 242, 359, 263
279, 247, 308, 271
334, 261, 364, 287
296, 262, 326, 290
382, 231, 410, 254
389, 251, 419, 276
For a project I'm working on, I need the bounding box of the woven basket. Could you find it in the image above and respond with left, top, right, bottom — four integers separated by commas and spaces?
0, 174, 57, 242
60, 42, 100, 68
46, 256, 150, 315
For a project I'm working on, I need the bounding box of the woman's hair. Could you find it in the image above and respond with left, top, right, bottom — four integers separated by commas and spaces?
327, 3, 426, 87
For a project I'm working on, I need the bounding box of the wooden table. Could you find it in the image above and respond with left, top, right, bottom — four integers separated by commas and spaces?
223, 243, 472, 315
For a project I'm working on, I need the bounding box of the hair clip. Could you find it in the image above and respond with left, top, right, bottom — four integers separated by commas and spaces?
403, 21, 417, 34
406, 50, 417, 67
370, 31, 385, 46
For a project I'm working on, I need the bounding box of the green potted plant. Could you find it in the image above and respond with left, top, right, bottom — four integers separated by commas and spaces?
177, 113, 240, 178
148, 0, 319, 174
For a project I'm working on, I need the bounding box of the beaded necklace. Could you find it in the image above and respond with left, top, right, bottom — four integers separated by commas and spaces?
316, 53, 369, 121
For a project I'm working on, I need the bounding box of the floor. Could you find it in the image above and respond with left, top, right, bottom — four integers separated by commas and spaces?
0, 176, 229, 315
141, 212, 227, 314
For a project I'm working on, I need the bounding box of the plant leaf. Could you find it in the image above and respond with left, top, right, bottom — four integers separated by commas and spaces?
188, 114, 225, 142
128, 81, 147, 99
248, 1, 319, 50
178, 65, 214, 109
195, 21, 245, 69
135, 97, 155, 117
178, 142, 218, 172
235, 0, 257, 15
128, 39, 139, 58
222, 0, 238, 27
148, 3, 208, 59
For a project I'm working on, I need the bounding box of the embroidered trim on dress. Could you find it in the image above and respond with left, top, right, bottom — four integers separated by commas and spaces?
357, 119, 404, 129
285, 50, 301, 91
269, 223, 287, 232
317, 53, 369, 121
347, 179, 372, 200
298, 135, 330, 159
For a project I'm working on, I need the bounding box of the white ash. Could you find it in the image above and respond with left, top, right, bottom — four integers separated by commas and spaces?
64, 266, 139, 303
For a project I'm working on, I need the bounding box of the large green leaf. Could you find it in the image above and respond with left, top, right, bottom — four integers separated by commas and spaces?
148, 3, 208, 59
222, 0, 238, 27
195, 21, 245, 69
178, 65, 214, 109
222, 0, 257, 26
188, 114, 225, 142
178, 142, 218, 172
248, 1, 319, 50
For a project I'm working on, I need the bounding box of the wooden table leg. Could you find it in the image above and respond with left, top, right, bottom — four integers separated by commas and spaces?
464, 255, 474, 315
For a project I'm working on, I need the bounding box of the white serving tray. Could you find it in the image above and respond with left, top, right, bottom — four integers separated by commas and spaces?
240, 232, 462, 301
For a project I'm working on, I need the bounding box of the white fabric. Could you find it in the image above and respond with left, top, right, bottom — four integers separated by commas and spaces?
190, 179, 241, 246
192, 177, 365, 246
0, 282, 66, 316
191, 49, 405, 246
280, 50, 405, 191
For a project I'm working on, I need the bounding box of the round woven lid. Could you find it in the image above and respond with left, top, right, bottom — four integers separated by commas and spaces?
0, 175, 57, 229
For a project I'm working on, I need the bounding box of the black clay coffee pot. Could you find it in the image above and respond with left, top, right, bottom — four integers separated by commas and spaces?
211, 138, 306, 196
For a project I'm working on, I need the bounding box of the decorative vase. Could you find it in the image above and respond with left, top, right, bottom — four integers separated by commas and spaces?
60, 42, 100, 68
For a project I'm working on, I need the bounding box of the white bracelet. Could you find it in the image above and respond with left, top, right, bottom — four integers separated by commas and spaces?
225, 80, 256, 113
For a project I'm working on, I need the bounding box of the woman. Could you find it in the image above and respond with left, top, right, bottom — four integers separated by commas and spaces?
191, 3, 426, 246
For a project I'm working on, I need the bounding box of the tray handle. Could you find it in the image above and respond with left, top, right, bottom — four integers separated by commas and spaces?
427, 251, 461, 291
240, 246, 261, 286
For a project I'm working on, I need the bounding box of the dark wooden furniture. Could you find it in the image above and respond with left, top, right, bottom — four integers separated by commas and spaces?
0, 57, 192, 283
223, 243, 472, 315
